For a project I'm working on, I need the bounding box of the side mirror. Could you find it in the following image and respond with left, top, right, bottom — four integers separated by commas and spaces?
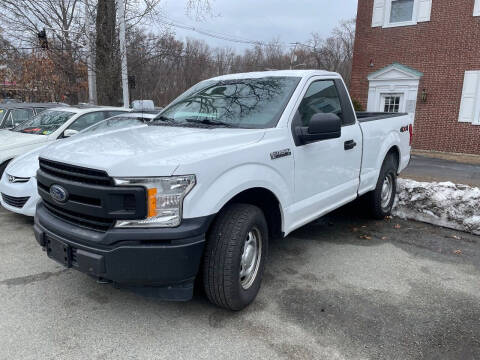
63, 129, 79, 138
295, 113, 341, 144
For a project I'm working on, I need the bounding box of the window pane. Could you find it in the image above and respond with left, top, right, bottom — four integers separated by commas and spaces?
384, 96, 401, 113
69, 112, 108, 131
390, 0, 414, 23
298, 80, 342, 126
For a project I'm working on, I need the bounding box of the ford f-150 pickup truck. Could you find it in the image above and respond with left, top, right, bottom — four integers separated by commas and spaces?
33, 70, 413, 310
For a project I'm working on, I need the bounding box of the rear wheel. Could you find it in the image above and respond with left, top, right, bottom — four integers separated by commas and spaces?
203, 203, 268, 311
368, 154, 398, 219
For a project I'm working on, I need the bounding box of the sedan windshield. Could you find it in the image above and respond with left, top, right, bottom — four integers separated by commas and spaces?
155, 76, 301, 129
12, 110, 75, 135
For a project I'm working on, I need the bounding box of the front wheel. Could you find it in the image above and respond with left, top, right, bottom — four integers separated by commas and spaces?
368, 155, 398, 219
203, 203, 268, 311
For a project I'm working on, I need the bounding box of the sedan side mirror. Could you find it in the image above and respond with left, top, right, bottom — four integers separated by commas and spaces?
295, 113, 341, 145
63, 129, 79, 138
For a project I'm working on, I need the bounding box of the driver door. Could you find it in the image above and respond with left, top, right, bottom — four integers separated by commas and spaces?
291, 78, 362, 227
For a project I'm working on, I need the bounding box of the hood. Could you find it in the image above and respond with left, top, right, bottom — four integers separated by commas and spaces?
39, 125, 265, 177
5, 146, 46, 178
0, 130, 48, 151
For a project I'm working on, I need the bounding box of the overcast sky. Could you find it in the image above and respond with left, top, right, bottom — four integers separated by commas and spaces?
158, 0, 358, 51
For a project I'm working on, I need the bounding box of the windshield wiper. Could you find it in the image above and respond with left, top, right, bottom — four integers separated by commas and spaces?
154, 115, 176, 122
185, 118, 237, 128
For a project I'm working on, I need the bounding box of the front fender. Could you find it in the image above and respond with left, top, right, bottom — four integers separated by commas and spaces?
182, 163, 290, 222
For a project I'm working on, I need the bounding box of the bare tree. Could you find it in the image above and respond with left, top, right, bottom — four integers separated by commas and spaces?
0, 0, 87, 103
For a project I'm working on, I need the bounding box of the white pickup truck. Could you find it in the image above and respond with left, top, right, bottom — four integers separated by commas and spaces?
33, 70, 413, 310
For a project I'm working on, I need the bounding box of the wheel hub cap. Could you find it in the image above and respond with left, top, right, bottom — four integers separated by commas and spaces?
240, 227, 262, 290
381, 174, 394, 209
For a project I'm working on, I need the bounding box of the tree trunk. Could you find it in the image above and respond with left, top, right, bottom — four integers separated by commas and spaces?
95, 0, 121, 106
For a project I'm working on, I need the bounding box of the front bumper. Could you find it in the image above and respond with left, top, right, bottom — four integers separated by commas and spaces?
0, 176, 39, 217
34, 202, 213, 299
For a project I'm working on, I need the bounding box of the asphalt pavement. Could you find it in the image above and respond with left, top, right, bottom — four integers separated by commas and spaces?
1, 204, 479, 360
402, 155, 480, 187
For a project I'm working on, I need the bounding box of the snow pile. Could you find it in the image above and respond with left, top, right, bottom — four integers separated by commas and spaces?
393, 179, 480, 235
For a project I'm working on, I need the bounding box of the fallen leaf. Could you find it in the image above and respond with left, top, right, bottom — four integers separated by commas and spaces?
381, 236, 388, 240
454, 249, 462, 255
451, 235, 461, 240
360, 235, 372, 240
394, 224, 401, 229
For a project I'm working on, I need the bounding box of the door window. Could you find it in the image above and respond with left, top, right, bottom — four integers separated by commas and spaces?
10, 108, 34, 127
383, 95, 401, 113
68, 111, 109, 131
298, 80, 342, 126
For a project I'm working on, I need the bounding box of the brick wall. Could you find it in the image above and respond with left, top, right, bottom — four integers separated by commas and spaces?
350, 0, 480, 154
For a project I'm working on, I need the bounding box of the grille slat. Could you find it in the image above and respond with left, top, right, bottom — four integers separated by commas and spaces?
1, 193, 29, 208
39, 158, 112, 186
43, 200, 114, 232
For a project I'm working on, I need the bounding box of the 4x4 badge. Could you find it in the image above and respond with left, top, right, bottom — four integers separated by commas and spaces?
270, 149, 291, 160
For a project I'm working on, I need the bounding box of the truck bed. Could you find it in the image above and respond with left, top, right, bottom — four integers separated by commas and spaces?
356, 112, 408, 122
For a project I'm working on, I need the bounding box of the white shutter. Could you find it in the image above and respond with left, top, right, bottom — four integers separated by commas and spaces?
417, 0, 432, 22
474, 0, 480, 17
372, 0, 386, 27
458, 71, 480, 124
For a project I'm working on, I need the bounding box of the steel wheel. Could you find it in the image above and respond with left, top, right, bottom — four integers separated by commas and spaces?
381, 173, 394, 210
239, 227, 262, 290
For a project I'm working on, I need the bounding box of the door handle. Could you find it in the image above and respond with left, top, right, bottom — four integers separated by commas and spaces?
344, 140, 357, 150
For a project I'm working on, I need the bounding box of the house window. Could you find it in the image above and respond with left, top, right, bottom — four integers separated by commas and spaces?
390, 0, 415, 23
475, 0, 480, 16
372, 0, 431, 28
383, 95, 401, 113
458, 71, 480, 125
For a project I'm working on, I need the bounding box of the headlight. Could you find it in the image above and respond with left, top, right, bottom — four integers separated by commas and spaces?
114, 175, 196, 228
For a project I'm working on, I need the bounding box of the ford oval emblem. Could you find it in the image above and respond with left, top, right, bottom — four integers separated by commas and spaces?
50, 184, 69, 203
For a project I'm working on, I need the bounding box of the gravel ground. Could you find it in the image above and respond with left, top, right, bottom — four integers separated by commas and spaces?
1, 204, 479, 360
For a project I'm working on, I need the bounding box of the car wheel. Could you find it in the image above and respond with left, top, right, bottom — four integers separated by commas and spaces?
0, 160, 10, 178
203, 203, 268, 311
369, 154, 398, 219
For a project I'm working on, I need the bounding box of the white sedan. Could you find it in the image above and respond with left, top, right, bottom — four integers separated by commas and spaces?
0, 106, 130, 177
0, 113, 157, 216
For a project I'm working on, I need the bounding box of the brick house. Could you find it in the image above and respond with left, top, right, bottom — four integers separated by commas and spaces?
350, 0, 480, 154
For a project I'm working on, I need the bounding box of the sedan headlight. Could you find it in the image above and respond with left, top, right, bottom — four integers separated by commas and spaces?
114, 175, 196, 228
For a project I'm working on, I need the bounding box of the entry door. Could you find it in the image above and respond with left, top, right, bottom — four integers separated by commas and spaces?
291, 79, 362, 227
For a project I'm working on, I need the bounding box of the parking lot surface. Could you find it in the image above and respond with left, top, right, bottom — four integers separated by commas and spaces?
1, 205, 479, 360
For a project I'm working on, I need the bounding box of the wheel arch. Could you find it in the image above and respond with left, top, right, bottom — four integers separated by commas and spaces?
219, 187, 284, 240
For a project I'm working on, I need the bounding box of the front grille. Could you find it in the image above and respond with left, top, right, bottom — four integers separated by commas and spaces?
1, 193, 29, 208
37, 158, 146, 233
43, 200, 115, 232
39, 158, 113, 186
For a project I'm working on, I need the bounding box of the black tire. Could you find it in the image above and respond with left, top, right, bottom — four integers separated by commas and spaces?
368, 154, 398, 219
0, 160, 10, 178
203, 203, 268, 311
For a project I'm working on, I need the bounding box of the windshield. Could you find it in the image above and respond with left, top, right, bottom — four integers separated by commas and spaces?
155, 77, 301, 129
12, 110, 75, 135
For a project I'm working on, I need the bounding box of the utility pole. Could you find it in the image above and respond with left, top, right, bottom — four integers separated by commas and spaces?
117, 0, 129, 108
85, 0, 97, 104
